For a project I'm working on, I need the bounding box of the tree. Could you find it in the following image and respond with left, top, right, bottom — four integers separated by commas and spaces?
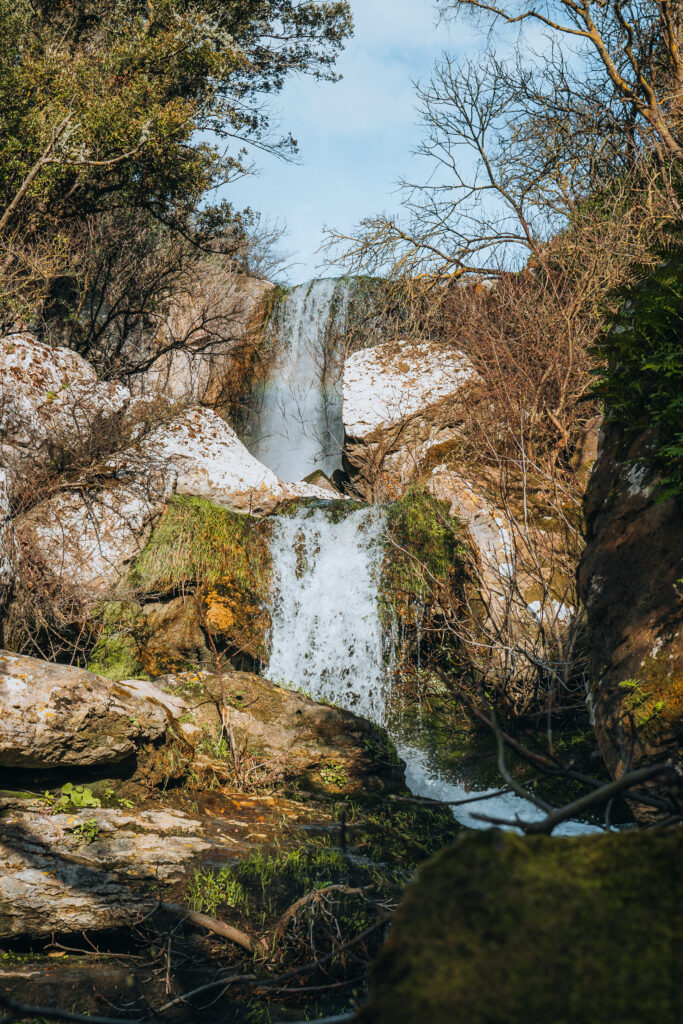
0, 0, 353, 336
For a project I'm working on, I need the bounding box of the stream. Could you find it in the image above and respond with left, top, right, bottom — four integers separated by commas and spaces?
248, 278, 602, 836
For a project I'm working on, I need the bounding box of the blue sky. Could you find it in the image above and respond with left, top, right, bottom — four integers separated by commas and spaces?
223, 1, 471, 283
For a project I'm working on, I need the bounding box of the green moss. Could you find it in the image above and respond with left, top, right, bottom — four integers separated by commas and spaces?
126, 495, 272, 598
382, 486, 467, 675
357, 827, 683, 1024
86, 601, 150, 680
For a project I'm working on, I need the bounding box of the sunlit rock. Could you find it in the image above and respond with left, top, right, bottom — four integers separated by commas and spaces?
342, 340, 479, 501
0, 651, 172, 769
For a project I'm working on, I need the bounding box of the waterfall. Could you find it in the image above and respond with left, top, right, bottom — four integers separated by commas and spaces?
248, 279, 352, 482
267, 505, 391, 725
265, 504, 601, 837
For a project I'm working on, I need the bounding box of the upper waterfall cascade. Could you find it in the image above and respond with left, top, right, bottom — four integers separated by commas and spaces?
248, 278, 353, 482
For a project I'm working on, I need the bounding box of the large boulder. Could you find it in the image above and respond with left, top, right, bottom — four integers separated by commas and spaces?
157, 669, 405, 795
136, 407, 334, 516
16, 479, 169, 597
0, 804, 211, 938
578, 423, 683, 815
356, 827, 683, 1024
0, 333, 130, 460
0, 652, 176, 769
342, 340, 479, 501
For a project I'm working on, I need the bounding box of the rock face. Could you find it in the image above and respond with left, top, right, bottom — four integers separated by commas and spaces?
13, 405, 331, 608
356, 827, 683, 1024
0, 652, 174, 768
0, 804, 211, 938
342, 340, 478, 501
578, 424, 683, 813
157, 670, 405, 795
0, 470, 17, 622
134, 274, 274, 406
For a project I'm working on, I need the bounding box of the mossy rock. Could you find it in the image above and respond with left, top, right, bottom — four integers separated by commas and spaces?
115, 496, 273, 668
381, 486, 467, 676
357, 827, 683, 1024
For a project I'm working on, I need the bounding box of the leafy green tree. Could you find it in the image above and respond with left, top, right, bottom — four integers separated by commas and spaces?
0, 0, 352, 332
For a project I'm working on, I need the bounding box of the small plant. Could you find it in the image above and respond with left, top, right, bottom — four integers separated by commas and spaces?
319, 761, 349, 789
48, 783, 102, 811
72, 819, 100, 844
186, 866, 246, 916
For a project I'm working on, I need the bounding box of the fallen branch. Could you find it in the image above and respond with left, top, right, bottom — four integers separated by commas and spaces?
471, 762, 678, 834
161, 902, 257, 953
271, 885, 369, 950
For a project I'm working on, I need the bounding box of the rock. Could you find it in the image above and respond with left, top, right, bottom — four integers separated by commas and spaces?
0, 333, 131, 467
0, 803, 211, 938
356, 827, 683, 1024
139, 407, 284, 515
0, 333, 96, 441
0, 469, 17, 621
342, 340, 479, 501
133, 275, 274, 407
0, 651, 173, 769
302, 469, 339, 493
157, 670, 405, 795
16, 479, 169, 596
578, 424, 683, 816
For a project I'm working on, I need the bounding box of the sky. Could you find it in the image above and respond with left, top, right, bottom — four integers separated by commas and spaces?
222, 0, 471, 283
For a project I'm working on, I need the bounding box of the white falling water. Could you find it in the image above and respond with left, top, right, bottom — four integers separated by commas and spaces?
249, 279, 351, 482
267, 505, 391, 725
266, 504, 601, 837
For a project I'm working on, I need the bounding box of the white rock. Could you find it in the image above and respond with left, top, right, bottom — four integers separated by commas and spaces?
0, 333, 96, 443
0, 469, 17, 606
17, 480, 167, 595
0, 651, 173, 768
140, 407, 322, 515
343, 341, 477, 439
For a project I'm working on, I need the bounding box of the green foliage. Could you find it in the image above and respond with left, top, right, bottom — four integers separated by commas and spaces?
72, 818, 100, 845
595, 216, 683, 500
319, 761, 349, 788
44, 783, 102, 811
187, 866, 247, 917
127, 495, 271, 597
0, 0, 352, 330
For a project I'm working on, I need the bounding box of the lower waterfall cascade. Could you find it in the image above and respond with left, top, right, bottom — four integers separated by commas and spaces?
266, 505, 601, 836
267, 505, 391, 725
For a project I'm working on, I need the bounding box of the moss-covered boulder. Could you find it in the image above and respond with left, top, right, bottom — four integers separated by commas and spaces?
122, 495, 273, 670
381, 486, 467, 680
357, 827, 683, 1024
